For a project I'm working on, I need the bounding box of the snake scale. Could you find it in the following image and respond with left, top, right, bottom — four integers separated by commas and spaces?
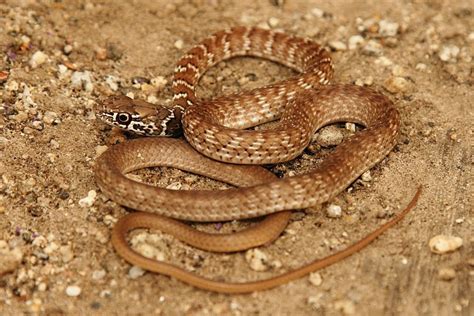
95, 26, 421, 293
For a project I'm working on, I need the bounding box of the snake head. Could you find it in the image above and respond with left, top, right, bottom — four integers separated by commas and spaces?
96, 95, 182, 137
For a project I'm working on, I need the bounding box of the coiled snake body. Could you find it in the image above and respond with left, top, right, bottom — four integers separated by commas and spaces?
95, 26, 420, 293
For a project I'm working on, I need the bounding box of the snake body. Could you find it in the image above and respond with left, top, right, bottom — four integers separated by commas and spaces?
95, 26, 419, 293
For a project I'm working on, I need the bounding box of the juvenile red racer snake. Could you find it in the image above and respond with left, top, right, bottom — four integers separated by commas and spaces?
95, 26, 421, 293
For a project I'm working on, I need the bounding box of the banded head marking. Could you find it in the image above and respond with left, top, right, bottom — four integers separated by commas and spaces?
97, 95, 182, 137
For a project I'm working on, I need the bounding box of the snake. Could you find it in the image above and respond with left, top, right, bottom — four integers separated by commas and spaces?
95, 26, 421, 293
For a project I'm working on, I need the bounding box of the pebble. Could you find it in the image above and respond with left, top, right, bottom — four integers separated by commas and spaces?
378, 20, 399, 37
438, 45, 460, 62
311, 7, 324, 18
105, 75, 120, 91
326, 204, 342, 218
438, 267, 456, 281
128, 266, 146, 279
79, 190, 97, 207
314, 126, 344, 147
307, 293, 324, 309
345, 122, 356, 132
348, 35, 364, 50
59, 245, 74, 262
328, 40, 347, 51
174, 39, 184, 50
361, 171, 372, 182
66, 285, 81, 297
268, 17, 279, 28
429, 235, 463, 254
43, 111, 60, 125
308, 272, 322, 286
362, 40, 383, 56
71, 71, 94, 92
63, 44, 73, 55
245, 248, 269, 271
383, 76, 410, 94
375, 56, 393, 67
29, 51, 48, 68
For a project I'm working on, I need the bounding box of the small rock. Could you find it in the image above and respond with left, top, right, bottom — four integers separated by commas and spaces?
348, 35, 364, 50
438, 267, 456, 281
95, 47, 108, 60
378, 20, 399, 37
105, 75, 120, 91
66, 285, 81, 297
29, 51, 48, 68
391, 65, 408, 77
32, 120, 44, 131
307, 293, 324, 309
415, 63, 427, 71
315, 126, 344, 147
79, 190, 97, 207
345, 123, 356, 132
311, 7, 324, 18
383, 76, 411, 94
429, 235, 463, 254
43, 111, 60, 125
362, 40, 383, 56
328, 40, 347, 51
63, 44, 73, 55
361, 171, 372, 182
268, 17, 280, 28
309, 272, 322, 286
245, 248, 269, 271
374, 56, 394, 67
326, 204, 342, 218
59, 245, 74, 263
5, 79, 19, 92
438, 45, 460, 63
71, 71, 94, 92
128, 266, 146, 279
0, 70, 9, 82
174, 39, 184, 50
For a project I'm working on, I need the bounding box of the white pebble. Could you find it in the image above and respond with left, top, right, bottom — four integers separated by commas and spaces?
79, 190, 97, 207
345, 122, 356, 132
311, 7, 324, 18
361, 171, 372, 182
415, 63, 427, 71
71, 71, 94, 92
438, 45, 460, 62
128, 266, 146, 279
308, 272, 322, 286
105, 75, 120, 91
429, 235, 463, 254
29, 51, 48, 68
362, 40, 383, 56
374, 56, 394, 67
468, 32, 474, 41
268, 17, 279, 28
63, 44, 73, 54
348, 35, 364, 50
334, 299, 356, 315
174, 39, 184, 49
245, 248, 269, 271
328, 40, 347, 51
66, 285, 81, 297
378, 20, 399, 37
315, 126, 344, 147
43, 111, 60, 125
326, 204, 342, 218
438, 267, 456, 280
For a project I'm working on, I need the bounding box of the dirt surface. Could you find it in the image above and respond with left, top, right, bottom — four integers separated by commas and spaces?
0, 0, 472, 315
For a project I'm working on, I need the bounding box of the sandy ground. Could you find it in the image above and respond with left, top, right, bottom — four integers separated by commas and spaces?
0, 0, 472, 315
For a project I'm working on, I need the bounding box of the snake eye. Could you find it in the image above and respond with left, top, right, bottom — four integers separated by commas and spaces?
117, 113, 131, 125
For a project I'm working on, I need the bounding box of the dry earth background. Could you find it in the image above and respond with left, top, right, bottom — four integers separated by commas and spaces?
0, 0, 472, 315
